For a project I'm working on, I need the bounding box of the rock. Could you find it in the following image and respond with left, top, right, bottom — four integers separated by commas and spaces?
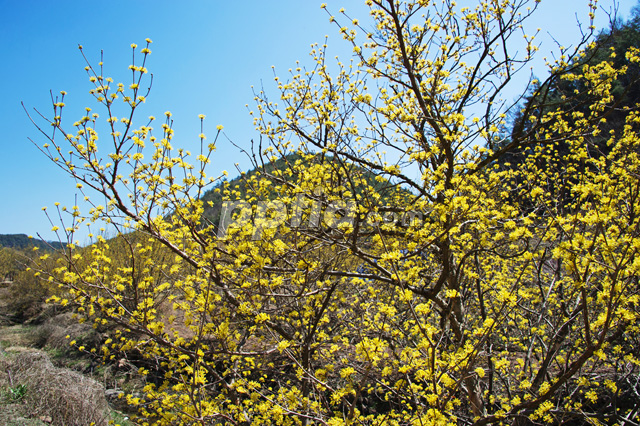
105, 388, 124, 399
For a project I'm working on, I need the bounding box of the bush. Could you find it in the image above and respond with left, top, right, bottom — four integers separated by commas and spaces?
0, 248, 61, 323
31, 313, 99, 354
28, 0, 640, 424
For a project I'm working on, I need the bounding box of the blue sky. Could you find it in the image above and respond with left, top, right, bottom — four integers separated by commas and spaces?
0, 0, 636, 243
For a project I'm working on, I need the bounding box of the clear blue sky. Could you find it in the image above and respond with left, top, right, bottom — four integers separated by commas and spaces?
0, 0, 636, 243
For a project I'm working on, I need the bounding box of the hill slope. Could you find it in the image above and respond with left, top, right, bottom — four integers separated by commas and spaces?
0, 234, 66, 251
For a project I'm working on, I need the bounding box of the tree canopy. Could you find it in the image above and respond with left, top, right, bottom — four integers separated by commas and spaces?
26, 1, 640, 425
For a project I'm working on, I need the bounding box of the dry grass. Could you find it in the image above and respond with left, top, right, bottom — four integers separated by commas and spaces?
31, 312, 99, 352
0, 325, 36, 349
1, 350, 110, 426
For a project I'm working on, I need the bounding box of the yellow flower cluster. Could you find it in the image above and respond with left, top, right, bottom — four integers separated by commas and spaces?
29, 2, 640, 425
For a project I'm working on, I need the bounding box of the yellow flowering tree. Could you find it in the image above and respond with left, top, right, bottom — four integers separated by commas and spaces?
28, 1, 640, 425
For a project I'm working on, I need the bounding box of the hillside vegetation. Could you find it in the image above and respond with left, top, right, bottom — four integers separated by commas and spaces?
0, 235, 65, 252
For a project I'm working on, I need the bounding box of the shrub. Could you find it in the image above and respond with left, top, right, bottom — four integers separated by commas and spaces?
28, 0, 640, 424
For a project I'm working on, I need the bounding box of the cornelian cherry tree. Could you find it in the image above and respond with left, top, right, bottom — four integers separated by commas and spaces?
29, 1, 640, 425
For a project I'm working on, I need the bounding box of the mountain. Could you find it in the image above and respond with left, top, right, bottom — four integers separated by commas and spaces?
0, 234, 66, 251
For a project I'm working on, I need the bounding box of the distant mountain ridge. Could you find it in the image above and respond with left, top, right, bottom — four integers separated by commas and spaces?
0, 234, 66, 251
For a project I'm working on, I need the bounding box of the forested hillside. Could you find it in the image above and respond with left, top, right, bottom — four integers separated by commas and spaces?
0, 234, 65, 251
